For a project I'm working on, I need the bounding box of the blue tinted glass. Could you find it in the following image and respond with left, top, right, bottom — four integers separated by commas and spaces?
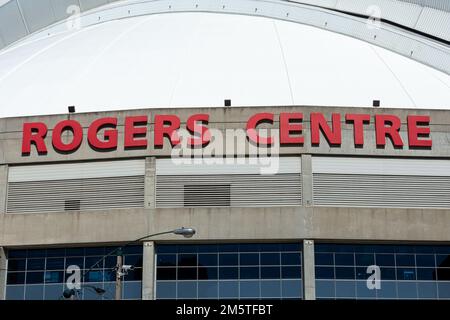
198, 281, 218, 299
282, 266, 301, 279
197, 244, 218, 253
260, 244, 281, 252
377, 281, 397, 299
25, 285, 44, 300
281, 253, 301, 265
417, 268, 437, 280
27, 250, 46, 258
46, 249, 66, 257
376, 254, 395, 266
85, 271, 104, 283
7, 272, 25, 285
177, 281, 197, 299
157, 268, 176, 280
335, 281, 356, 298
83, 283, 103, 300
156, 282, 176, 299
7, 250, 27, 259
85, 247, 105, 256
66, 257, 84, 269
219, 254, 238, 266
6, 286, 25, 300
397, 268, 416, 281
335, 254, 354, 266
104, 270, 117, 281
239, 244, 260, 252
380, 267, 397, 280
416, 255, 435, 267
261, 281, 281, 298
8, 259, 26, 271
124, 255, 143, 268
316, 280, 335, 298
315, 244, 338, 253
434, 246, 450, 254
355, 267, 369, 280
240, 267, 259, 279
85, 257, 104, 269
240, 253, 259, 266
124, 269, 142, 281
157, 254, 176, 267
438, 282, 450, 299
240, 281, 260, 298
315, 267, 334, 279
44, 284, 64, 300
65, 248, 85, 256
178, 245, 198, 253
335, 267, 355, 280
281, 280, 302, 298
315, 253, 333, 265
397, 282, 418, 299
280, 243, 302, 252
355, 254, 374, 266
44, 271, 64, 284
178, 254, 197, 267
123, 245, 143, 255
417, 282, 438, 299
395, 245, 416, 254
198, 254, 218, 266
396, 254, 415, 267
46, 258, 64, 270
219, 267, 238, 280
26, 272, 44, 284
198, 267, 218, 280
218, 244, 239, 252
123, 282, 142, 300
156, 245, 178, 254
105, 256, 117, 269
27, 259, 45, 271
261, 253, 280, 265
356, 280, 376, 299
436, 255, 450, 268
261, 267, 280, 279
219, 281, 239, 298
178, 268, 197, 280
436, 268, 450, 281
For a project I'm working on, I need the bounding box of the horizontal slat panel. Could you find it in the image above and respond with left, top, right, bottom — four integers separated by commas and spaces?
7, 175, 144, 213
312, 157, 450, 176
313, 173, 450, 208
156, 157, 301, 175
8, 159, 145, 182
157, 174, 301, 208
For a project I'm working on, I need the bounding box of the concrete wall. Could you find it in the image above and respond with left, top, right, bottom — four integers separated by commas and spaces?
0, 247, 6, 300
0, 165, 6, 214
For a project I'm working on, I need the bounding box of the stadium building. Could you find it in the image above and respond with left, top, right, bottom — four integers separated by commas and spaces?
0, 0, 449, 300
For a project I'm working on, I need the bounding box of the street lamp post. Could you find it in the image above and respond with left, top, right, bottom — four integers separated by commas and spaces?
63, 227, 196, 300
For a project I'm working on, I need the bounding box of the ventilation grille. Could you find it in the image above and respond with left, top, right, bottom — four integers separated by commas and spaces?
156, 174, 302, 208
313, 174, 450, 208
7, 176, 145, 214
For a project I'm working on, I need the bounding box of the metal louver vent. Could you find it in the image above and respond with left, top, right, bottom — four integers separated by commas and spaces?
7, 160, 145, 214
156, 157, 302, 208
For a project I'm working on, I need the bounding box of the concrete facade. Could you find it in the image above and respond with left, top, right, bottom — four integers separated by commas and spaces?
0, 247, 6, 300
142, 241, 155, 300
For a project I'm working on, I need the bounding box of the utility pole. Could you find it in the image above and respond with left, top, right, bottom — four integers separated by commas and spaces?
115, 250, 123, 300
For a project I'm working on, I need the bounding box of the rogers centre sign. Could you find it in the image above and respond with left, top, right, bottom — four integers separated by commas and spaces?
21, 112, 432, 155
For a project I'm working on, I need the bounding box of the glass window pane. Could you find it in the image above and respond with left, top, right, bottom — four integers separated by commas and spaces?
218, 244, 239, 253
240, 280, 260, 298
178, 254, 197, 267
156, 245, 178, 254
315, 280, 335, 298
335, 281, 356, 298
156, 282, 176, 299
356, 280, 376, 299
198, 254, 218, 266
65, 248, 85, 257
157, 268, 176, 281
104, 256, 117, 269
219, 254, 238, 266
27, 250, 46, 258
261, 253, 280, 266
240, 267, 259, 280
377, 281, 397, 299
355, 267, 369, 280
177, 281, 197, 299
124, 255, 143, 268
281, 280, 302, 298
380, 267, 397, 280
436, 255, 450, 268
46, 258, 65, 270
397, 268, 416, 281
261, 267, 280, 279
123, 268, 142, 281
44, 271, 64, 284
396, 255, 415, 267
46, 249, 66, 257
240, 253, 259, 266
85, 257, 104, 269
397, 282, 418, 299
417, 268, 437, 281
198, 267, 218, 280
335, 267, 355, 280
315, 267, 334, 279
7, 250, 27, 259
355, 254, 374, 266
417, 282, 438, 299
438, 282, 450, 299
280, 244, 302, 252
7, 272, 25, 285
436, 268, 450, 281
315, 253, 333, 265
375, 254, 395, 266
281, 253, 301, 266
261, 281, 281, 298
197, 244, 218, 253
27, 259, 45, 271
219, 267, 238, 280
25, 285, 44, 300
66, 257, 84, 269
123, 282, 142, 300
335, 254, 354, 266
85, 271, 104, 283
44, 284, 64, 300
198, 281, 218, 299
178, 268, 197, 280
8, 259, 26, 271
6, 286, 25, 300
416, 255, 435, 267
219, 281, 238, 298
281, 266, 301, 279
157, 254, 176, 267
84, 247, 105, 256
26, 272, 44, 284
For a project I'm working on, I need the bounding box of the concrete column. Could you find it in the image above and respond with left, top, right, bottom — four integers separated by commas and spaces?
0, 165, 7, 214
303, 240, 316, 300
0, 247, 7, 300
144, 157, 156, 209
301, 155, 312, 207
142, 241, 155, 300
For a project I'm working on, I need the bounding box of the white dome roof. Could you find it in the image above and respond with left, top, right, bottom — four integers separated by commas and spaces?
0, 12, 449, 117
